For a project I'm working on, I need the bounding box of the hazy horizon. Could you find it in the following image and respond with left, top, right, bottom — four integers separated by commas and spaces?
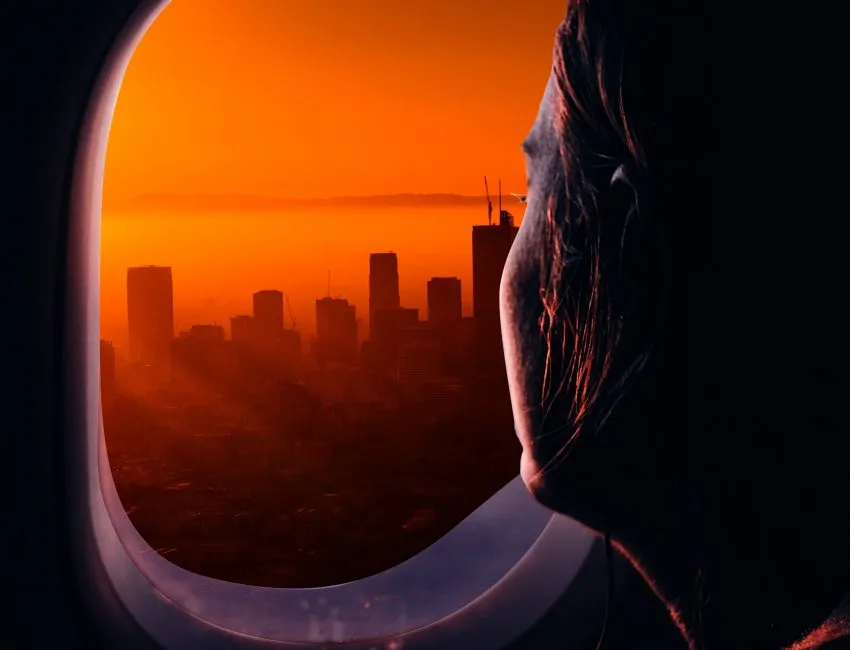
100, 0, 545, 357
104, 190, 526, 213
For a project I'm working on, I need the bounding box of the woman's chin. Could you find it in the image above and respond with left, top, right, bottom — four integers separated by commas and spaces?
519, 448, 590, 527
520, 448, 550, 503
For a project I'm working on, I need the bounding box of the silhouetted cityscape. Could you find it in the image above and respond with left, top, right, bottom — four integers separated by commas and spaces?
103, 209, 521, 588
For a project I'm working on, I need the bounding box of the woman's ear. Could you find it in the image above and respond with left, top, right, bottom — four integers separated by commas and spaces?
609, 164, 641, 215
609, 163, 640, 220
607, 164, 641, 260
610, 164, 630, 188
605, 162, 664, 333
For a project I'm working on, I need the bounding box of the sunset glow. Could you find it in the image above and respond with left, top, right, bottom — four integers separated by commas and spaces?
101, 0, 565, 347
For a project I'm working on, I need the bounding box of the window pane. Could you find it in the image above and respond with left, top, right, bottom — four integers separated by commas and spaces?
100, 0, 564, 588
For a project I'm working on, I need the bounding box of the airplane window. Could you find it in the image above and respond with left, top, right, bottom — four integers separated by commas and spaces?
100, 0, 568, 589
66, 0, 601, 647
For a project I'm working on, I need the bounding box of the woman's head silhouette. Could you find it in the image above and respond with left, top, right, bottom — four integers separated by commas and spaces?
501, 1, 849, 648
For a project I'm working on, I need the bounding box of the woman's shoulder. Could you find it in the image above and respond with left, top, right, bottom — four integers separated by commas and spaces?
801, 625, 850, 649
787, 595, 850, 650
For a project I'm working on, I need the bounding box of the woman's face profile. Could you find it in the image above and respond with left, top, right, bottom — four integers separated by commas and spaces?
504, 7, 850, 650
500, 70, 573, 509
501, 66, 646, 531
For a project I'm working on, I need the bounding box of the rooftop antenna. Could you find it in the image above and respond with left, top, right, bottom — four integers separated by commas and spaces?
327, 270, 331, 298
498, 178, 502, 222
484, 176, 493, 226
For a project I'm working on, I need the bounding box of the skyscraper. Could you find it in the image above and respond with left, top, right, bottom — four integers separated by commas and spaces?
315, 297, 358, 365
230, 314, 252, 343
472, 212, 519, 366
171, 324, 232, 379
371, 307, 419, 377
127, 265, 174, 375
398, 324, 443, 385
187, 324, 225, 341
427, 277, 462, 329
252, 290, 284, 344
369, 252, 400, 338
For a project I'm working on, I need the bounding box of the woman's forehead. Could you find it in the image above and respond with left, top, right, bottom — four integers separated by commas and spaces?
527, 71, 559, 151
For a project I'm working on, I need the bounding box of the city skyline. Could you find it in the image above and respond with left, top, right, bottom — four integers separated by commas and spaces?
106, 206, 522, 354
115, 259, 463, 348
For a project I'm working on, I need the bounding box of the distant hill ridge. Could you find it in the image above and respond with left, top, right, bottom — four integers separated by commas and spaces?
104, 192, 522, 211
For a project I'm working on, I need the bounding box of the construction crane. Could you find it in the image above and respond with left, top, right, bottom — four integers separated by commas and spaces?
484, 176, 493, 226
285, 294, 298, 330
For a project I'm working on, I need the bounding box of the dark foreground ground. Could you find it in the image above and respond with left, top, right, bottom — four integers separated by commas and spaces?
104, 374, 519, 587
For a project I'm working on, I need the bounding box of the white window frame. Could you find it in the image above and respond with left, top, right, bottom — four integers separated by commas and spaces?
64, 2, 600, 648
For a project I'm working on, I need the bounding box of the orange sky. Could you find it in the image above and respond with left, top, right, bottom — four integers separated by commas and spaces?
101, 0, 567, 346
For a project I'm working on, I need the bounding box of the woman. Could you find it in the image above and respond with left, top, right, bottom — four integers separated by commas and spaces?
500, 1, 849, 648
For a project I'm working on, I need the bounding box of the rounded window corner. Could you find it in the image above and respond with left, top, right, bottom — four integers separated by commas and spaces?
66, 3, 601, 648
94, 451, 595, 648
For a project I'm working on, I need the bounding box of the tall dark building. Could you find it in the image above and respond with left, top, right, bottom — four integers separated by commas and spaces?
230, 314, 252, 343
252, 290, 284, 344
315, 297, 358, 365
398, 324, 443, 385
472, 212, 519, 366
369, 252, 400, 338
127, 265, 174, 375
427, 277, 462, 329
100, 340, 116, 405
371, 307, 419, 377
171, 324, 233, 380
187, 324, 225, 341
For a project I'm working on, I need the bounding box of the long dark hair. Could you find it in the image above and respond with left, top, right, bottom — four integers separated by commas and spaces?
538, 1, 708, 646
537, 0, 692, 470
